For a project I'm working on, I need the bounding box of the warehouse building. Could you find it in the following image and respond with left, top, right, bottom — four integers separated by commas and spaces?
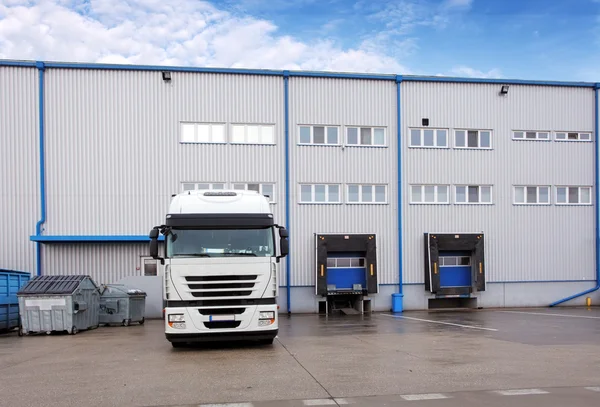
1, 60, 599, 317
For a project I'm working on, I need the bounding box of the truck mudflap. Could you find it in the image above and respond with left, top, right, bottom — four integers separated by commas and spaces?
166, 329, 278, 343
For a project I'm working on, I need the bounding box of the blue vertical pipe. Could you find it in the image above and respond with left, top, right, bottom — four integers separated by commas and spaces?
35, 61, 46, 277
396, 75, 403, 296
549, 84, 600, 306
283, 70, 291, 313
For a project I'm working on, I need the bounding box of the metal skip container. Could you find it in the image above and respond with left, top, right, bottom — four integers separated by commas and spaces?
0, 269, 31, 332
17, 275, 101, 335
98, 284, 147, 326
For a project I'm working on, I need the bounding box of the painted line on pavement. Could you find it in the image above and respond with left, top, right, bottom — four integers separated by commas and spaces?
302, 399, 349, 405
381, 314, 498, 332
493, 389, 549, 396
400, 393, 450, 401
200, 404, 254, 407
497, 310, 600, 320
585, 387, 600, 392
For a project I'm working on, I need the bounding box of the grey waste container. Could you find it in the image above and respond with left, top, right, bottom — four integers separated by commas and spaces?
98, 284, 146, 326
17, 275, 101, 335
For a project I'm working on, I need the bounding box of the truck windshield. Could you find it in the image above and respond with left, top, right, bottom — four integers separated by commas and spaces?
166, 228, 275, 257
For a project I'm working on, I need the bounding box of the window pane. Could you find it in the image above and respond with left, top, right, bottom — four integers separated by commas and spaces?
468, 186, 479, 202
423, 130, 434, 146
327, 127, 338, 144
444, 257, 457, 266
411, 186, 422, 202
247, 183, 260, 192
514, 131, 524, 139
327, 258, 336, 267
301, 185, 312, 202
581, 133, 591, 141
212, 183, 225, 190
480, 131, 491, 148
197, 124, 210, 142
347, 128, 358, 145
261, 126, 274, 144
246, 126, 259, 143
375, 186, 386, 202
360, 128, 372, 145
212, 125, 225, 142
337, 258, 351, 267
456, 186, 466, 203
455, 130, 465, 147
233, 183, 245, 190
328, 185, 340, 202
539, 187, 549, 203
374, 128, 385, 145
299, 126, 311, 143
182, 183, 195, 191
515, 187, 525, 203
181, 123, 195, 142
262, 184, 274, 200
438, 186, 448, 203
481, 186, 491, 203
526, 187, 537, 203
315, 185, 326, 202
568, 132, 578, 140
313, 127, 325, 144
569, 187, 578, 203
411, 129, 421, 146
231, 125, 245, 143
538, 132, 549, 140
556, 132, 566, 140
348, 185, 359, 202
581, 187, 591, 204
467, 131, 478, 148
424, 186, 435, 203
197, 183, 210, 190
526, 131, 536, 139
557, 187, 567, 203
460, 257, 471, 266
437, 130, 447, 147
362, 185, 373, 202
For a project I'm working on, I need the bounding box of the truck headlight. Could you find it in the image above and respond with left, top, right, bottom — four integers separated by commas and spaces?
259, 311, 275, 320
168, 314, 185, 322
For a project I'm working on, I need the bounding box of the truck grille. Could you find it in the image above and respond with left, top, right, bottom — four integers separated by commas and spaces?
185, 275, 258, 299
204, 321, 241, 329
198, 308, 245, 315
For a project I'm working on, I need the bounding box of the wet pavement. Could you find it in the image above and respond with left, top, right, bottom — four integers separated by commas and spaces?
1, 308, 599, 407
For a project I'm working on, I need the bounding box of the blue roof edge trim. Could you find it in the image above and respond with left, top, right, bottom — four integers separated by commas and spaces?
3, 59, 596, 87
30, 235, 164, 243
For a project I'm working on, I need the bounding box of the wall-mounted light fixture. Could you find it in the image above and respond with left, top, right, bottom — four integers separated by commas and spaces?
422, 118, 430, 126
500, 85, 509, 95
162, 71, 171, 81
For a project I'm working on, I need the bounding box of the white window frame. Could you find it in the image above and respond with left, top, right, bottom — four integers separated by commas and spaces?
327, 257, 366, 268
345, 126, 387, 147
512, 130, 551, 141
555, 131, 593, 142
298, 125, 340, 146
555, 186, 593, 205
454, 129, 493, 149
299, 184, 342, 204
454, 185, 493, 204
181, 182, 227, 191
232, 182, 276, 203
513, 185, 551, 205
346, 184, 388, 204
409, 128, 449, 149
409, 185, 450, 204
231, 124, 276, 145
180, 122, 226, 144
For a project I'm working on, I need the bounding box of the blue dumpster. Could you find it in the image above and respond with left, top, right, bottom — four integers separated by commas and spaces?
0, 270, 31, 332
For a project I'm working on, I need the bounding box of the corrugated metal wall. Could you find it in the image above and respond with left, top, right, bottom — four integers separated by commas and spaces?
43, 69, 288, 284
402, 82, 595, 283
0, 66, 39, 273
289, 77, 398, 286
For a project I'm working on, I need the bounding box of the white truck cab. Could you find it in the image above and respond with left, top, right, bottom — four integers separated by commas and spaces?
148, 189, 289, 347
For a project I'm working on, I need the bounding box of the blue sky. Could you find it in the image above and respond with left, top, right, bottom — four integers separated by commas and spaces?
0, 0, 599, 81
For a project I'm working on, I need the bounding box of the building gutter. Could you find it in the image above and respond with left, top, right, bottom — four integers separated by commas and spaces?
283, 71, 292, 314
396, 75, 404, 298
34, 61, 46, 276
549, 84, 600, 307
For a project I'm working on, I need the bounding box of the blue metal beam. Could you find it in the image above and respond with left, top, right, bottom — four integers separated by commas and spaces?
396, 75, 403, 299
34, 62, 46, 276
283, 71, 292, 314
30, 235, 164, 243
402, 75, 597, 88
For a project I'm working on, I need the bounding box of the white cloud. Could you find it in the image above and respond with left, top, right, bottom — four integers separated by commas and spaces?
449, 65, 503, 78
443, 0, 474, 9
0, 0, 408, 73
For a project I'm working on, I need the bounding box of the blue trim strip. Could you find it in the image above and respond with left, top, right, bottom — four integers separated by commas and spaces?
34, 62, 46, 277
396, 75, 403, 296
550, 84, 600, 307
30, 235, 165, 243
402, 75, 597, 88
0, 60, 37, 67
283, 71, 291, 314
288, 71, 395, 81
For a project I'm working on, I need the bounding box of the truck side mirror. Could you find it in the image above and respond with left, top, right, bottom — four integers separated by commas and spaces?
149, 228, 159, 259
279, 227, 289, 238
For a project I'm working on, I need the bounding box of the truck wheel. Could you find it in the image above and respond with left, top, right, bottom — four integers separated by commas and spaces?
139, 318, 145, 325
71, 326, 78, 335
123, 319, 130, 327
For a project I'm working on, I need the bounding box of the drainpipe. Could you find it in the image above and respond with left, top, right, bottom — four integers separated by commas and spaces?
549, 83, 600, 306
283, 70, 291, 314
34, 61, 47, 277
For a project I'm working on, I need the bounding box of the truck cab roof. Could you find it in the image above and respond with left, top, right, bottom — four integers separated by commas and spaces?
168, 189, 272, 216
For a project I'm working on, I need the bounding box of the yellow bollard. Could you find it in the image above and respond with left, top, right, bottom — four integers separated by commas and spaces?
586, 297, 592, 307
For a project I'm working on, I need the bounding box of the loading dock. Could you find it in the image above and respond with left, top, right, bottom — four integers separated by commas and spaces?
315, 233, 378, 315
424, 233, 485, 309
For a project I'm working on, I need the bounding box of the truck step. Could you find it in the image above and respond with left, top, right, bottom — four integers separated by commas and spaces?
339, 307, 361, 315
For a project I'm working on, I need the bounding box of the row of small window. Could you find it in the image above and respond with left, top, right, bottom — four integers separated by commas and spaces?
182, 182, 276, 202
410, 185, 592, 205
299, 125, 386, 147
181, 123, 276, 144
327, 257, 366, 268
439, 256, 471, 267
409, 128, 593, 149
300, 184, 388, 204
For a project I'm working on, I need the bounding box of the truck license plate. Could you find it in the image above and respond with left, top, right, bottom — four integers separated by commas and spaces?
209, 315, 235, 322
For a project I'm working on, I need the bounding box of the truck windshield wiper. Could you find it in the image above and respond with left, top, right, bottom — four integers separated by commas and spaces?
175, 253, 211, 257
224, 253, 257, 256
